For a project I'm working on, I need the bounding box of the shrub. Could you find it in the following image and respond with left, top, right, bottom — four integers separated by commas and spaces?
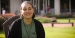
2, 13, 16, 18
46, 14, 74, 19
57, 14, 73, 18
35, 17, 51, 23
45, 12, 52, 18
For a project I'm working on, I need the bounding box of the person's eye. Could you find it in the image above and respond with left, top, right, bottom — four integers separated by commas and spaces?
28, 7, 32, 10
23, 9, 26, 11
29, 8, 32, 10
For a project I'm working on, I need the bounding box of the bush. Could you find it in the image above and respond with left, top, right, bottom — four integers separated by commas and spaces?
56, 14, 73, 18
2, 13, 16, 18
35, 17, 51, 23
45, 14, 74, 19
45, 12, 52, 18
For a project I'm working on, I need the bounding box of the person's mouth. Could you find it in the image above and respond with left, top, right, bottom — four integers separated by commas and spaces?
26, 14, 30, 16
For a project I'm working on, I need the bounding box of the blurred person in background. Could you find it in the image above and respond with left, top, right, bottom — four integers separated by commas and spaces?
2, 7, 6, 15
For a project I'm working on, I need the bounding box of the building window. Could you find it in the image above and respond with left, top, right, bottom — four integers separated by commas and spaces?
50, 0, 54, 9
60, 0, 69, 13
1, 0, 10, 13
71, 0, 75, 12
40, 0, 43, 10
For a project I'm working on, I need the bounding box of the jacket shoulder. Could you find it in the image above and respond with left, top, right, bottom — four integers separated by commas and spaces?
34, 19, 41, 24
9, 18, 21, 29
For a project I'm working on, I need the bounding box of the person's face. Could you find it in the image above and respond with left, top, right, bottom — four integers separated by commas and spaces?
21, 3, 34, 19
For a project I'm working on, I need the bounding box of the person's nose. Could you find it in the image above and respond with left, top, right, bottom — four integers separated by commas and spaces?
26, 9, 29, 13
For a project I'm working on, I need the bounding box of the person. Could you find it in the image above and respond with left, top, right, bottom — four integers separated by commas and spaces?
7, 1, 45, 38
47, 6, 50, 13
2, 7, 6, 15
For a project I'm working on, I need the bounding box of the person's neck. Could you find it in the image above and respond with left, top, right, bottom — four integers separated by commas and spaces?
23, 18, 32, 25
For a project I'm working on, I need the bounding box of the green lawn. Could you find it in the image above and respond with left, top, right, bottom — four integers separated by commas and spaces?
0, 27, 75, 38
57, 19, 75, 23
0, 31, 5, 38
45, 27, 75, 38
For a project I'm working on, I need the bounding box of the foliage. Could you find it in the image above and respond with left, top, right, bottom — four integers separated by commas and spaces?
56, 14, 73, 18
45, 12, 52, 18
45, 13, 74, 18
35, 17, 51, 23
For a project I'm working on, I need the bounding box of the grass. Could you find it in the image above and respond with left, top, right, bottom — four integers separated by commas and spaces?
57, 19, 75, 23
45, 27, 75, 38
0, 31, 5, 38
35, 17, 51, 23
0, 27, 75, 38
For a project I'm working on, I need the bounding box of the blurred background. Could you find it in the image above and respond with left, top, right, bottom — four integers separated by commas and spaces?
0, 0, 75, 38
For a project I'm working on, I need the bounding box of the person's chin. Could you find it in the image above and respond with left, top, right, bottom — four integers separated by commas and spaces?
26, 16, 32, 19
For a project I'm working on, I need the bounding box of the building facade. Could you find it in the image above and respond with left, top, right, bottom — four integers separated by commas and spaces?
0, 0, 75, 15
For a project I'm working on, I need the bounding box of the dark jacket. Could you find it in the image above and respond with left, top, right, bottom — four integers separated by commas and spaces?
8, 18, 45, 38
